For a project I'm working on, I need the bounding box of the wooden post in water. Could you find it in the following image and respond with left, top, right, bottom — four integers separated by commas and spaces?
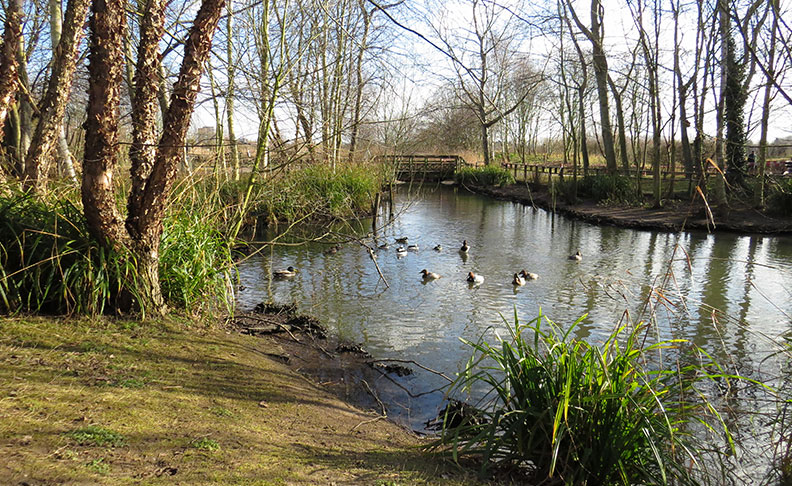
388, 182, 395, 219
372, 192, 381, 234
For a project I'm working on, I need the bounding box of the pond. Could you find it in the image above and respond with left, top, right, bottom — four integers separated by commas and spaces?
237, 184, 792, 461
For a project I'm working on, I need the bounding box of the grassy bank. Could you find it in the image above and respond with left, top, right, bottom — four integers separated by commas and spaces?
0, 316, 482, 485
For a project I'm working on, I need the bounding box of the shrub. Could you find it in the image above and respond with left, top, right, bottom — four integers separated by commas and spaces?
455, 165, 515, 187
766, 177, 792, 215
436, 311, 735, 485
576, 174, 641, 205
251, 163, 381, 224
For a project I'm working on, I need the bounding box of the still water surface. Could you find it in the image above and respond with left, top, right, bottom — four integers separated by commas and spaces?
237, 185, 792, 435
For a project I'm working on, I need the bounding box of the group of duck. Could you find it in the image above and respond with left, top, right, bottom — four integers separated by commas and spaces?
385, 237, 583, 287
272, 238, 583, 285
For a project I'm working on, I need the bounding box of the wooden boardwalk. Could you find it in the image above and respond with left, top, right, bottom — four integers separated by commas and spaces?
377, 155, 467, 181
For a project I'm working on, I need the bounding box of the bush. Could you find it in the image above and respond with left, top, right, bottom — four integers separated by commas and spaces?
455, 165, 515, 187
436, 312, 735, 485
576, 174, 641, 205
766, 177, 792, 215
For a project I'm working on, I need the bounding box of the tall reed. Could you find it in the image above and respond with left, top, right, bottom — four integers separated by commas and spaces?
438, 311, 736, 485
0, 188, 136, 314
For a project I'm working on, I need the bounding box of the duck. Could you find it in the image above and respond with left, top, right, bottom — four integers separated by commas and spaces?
273, 266, 297, 278
378, 242, 389, 250
519, 270, 539, 280
433, 244, 443, 251
569, 251, 582, 261
395, 236, 409, 243
407, 244, 419, 251
466, 271, 484, 284
323, 245, 340, 255
420, 269, 441, 280
396, 246, 408, 255
460, 240, 470, 253
512, 272, 525, 286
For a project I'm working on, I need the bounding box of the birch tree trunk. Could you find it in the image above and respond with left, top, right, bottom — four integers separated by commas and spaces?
23, 0, 90, 190
226, 1, 240, 181
50, 0, 77, 183
0, 0, 23, 139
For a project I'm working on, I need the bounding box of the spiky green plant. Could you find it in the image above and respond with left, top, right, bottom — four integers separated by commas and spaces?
437, 311, 736, 485
0, 189, 137, 314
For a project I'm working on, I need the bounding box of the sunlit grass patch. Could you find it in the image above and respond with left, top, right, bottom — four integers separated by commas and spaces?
67, 426, 125, 447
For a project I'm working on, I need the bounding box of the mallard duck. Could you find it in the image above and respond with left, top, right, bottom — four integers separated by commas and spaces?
466, 271, 484, 284
273, 266, 297, 278
407, 244, 419, 251
569, 251, 582, 261
512, 272, 525, 286
433, 244, 443, 251
378, 242, 389, 250
323, 245, 340, 255
519, 270, 539, 280
396, 246, 408, 255
395, 236, 409, 243
460, 240, 470, 253
420, 269, 441, 280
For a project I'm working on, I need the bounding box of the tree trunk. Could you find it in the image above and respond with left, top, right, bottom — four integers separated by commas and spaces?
225, 2, 240, 181
50, 0, 77, 183
712, 0, 728, 206
23, 0, 90, 190
82, 0, 127, 247
0, 0, 23, 139
131, 0, 226, 313
607, 76, 630, 174
126, 0, 165, 237
757, 0, 779, 207
348, 0, 371, 164
588, 0, 617, 173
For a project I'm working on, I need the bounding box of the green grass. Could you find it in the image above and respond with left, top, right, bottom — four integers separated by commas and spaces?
454, 165, 515, 187
0, 316, 482, 485
436, 311, 736, 485
191, 437, 220, 451
67, 426, 126, 447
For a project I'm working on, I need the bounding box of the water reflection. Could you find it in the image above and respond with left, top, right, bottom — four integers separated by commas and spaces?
237, 185, 792, 430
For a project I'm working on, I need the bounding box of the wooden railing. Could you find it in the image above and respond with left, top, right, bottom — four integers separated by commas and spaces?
377, 154, 469, 181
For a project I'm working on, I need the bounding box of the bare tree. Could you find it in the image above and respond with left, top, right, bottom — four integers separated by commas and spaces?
22, 0, 90, 190
564, 0, 617, 173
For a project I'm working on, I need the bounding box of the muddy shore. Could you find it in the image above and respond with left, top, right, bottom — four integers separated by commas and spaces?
464, 182, 792, 235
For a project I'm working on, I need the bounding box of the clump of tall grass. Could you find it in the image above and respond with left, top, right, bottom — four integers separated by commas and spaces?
250, 163, 382, 224
455, 165, 515, 187
0, 183, 234, 315
159, 205, 234, 313
437, 311, 735, 485
0, 188, 135, 315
